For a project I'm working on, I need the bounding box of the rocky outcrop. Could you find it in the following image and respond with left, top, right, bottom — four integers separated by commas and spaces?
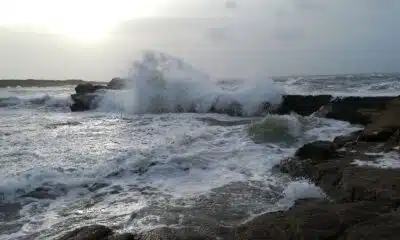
70, 79, 127, 112
275, 95, 399, 125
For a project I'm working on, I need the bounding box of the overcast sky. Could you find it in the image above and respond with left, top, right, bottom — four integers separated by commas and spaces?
0, 0, 399, 81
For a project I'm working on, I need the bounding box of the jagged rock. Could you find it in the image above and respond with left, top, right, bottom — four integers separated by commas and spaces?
295, 141, 338, 160
235, 199, 392, 240
107, 78, 127, 90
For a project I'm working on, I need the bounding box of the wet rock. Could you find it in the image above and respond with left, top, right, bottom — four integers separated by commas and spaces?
107, 78, 127, 90
138, 226, 227, 240
325, 96, 396, 125
359, 98, 400, 142
344, 211, 400, 240
275, 95, 332, 116
295, 141, 337, 160
235, 199, 393, 240
107, 233, 137, 240
340, 166, 400, 203
70, 93, 102, 112
333, 130, 363, 148
279, 139, 400, 204
75, 83, 106, 94
57, 225, 113, 240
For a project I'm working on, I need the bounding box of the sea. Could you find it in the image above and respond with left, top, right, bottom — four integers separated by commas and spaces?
1, 52, 399, 240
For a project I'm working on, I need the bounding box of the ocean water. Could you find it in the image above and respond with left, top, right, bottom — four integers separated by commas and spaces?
0, 52, 398, 239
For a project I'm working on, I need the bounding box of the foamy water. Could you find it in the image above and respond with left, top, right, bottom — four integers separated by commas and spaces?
0, 52, 396, 239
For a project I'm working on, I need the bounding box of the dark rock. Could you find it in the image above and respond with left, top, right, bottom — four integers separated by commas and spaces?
344, 211, 400, 240
333, 130, 363, 148
70, 93, 102, 112
359, 99, 400, 142
138, 226, 225, 240
75, 83, 106, 94
340, 166, 400, 203
279, 140, 400, 204
325, 96, 397, 125
275, 95, 332, 116
107, 233, 137, 240
107, 78, 127, 90
57, 225, 113, 240
235, 199, 392, 240
295, 141, 337, 160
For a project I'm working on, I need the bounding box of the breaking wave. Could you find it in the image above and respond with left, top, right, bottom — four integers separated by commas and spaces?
0, 94, 72, 109
97, 51, 283, 116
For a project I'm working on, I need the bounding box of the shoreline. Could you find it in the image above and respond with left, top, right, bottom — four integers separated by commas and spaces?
0, 79, 105, 88
56, 82, 400, 239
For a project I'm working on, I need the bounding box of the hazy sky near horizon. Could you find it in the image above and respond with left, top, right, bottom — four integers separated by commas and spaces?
0, 0, 399, 81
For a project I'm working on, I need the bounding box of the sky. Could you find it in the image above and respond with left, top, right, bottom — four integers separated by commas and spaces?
0, 0, 399, 81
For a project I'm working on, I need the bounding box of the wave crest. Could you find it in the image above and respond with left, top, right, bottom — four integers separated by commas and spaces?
0, 94, 72, 109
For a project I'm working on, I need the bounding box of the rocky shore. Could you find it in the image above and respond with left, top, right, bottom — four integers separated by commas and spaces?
60, 81, 400, 239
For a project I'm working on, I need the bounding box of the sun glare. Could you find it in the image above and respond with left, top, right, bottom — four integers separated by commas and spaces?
0, 0, 167, 42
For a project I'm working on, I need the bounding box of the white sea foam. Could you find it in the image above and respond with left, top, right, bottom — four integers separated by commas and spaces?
353, 151, 400, 169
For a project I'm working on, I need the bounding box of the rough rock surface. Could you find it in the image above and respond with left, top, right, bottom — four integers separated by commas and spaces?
235, 199, 393, 240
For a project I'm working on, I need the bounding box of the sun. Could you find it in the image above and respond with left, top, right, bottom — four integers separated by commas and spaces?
0, 0, 167, 42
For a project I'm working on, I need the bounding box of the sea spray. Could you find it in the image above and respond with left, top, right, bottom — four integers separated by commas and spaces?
97, 51, 283, 116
